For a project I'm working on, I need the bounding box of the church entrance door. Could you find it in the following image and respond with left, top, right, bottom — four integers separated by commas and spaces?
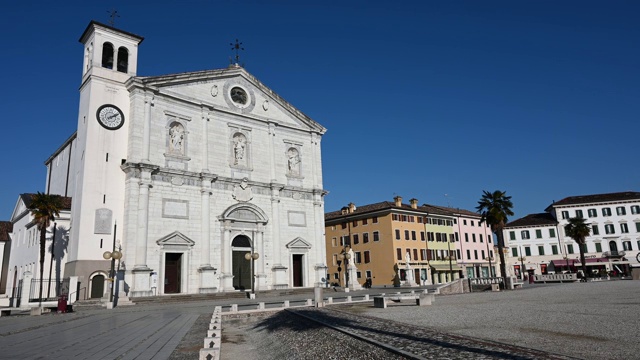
90, 275, 105, 298
292, 254, 303, 287
232, 250, 251, 290
165, 253, 182, 294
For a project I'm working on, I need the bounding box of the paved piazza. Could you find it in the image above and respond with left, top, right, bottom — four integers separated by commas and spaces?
0, 281, 637, 359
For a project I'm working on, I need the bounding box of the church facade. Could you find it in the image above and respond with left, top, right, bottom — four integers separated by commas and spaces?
9, 21, 328, 298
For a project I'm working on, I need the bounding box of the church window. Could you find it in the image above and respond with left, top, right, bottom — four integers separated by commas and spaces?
102, 42, 114, 69
117, 46, 129, 73
230, 87, 248, 105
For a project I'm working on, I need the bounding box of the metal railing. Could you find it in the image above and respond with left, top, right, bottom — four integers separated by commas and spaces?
28, 278, 70, 302
603, 251, 625, 258
469, 277, 503, 285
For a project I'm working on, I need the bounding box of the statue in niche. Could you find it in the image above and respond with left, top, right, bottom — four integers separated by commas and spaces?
232, 177, 253, 202
169, 123, 185, 154
405, 251, 412, 265
287, 148, 300, 175
233, 133, 246, 165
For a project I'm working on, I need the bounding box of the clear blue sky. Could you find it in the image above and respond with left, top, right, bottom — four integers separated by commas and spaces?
1, 1, 638, 222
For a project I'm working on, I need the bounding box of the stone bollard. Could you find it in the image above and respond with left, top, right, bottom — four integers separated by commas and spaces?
306, 299, 312, 306
327, 297, 333, 304
364, 294, 369, 301
230, 304, 238, 312
283, 300, 290, 308
315, 286, 324, 308
258, 302, 265, 310
199, 348, 220, 360
347, 296, 352, 302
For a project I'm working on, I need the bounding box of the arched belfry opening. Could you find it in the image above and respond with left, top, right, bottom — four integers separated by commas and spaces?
219, 203, 269, 292
101, 42, 114, 69
117, 46, 128, 73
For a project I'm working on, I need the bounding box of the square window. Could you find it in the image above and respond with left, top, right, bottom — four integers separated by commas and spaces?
538, 246, 545, 255
521, 231, 530, 239
372, 217, 378, 223
588, 209, 597, 218
595, 243, 602, 252
352, 220, 358, 227
592, 225, 599, 235
575, 210, 583, 218
524, 247, 531, 256
636, 223, 640, 233
605, 224, 615, 234
509, 231, 515, 240
631, 206, 640, 215
623, 241, 632, 251
373, 231, 380, 241
616, 207, 626, 216
561, 211, 569, 219
511, 248, 518, 257
365, 270, 372, 278
535, 229, 542, 239
356, 271, 362, 279
567, 244, 574, 254
551, 245, 558, 255
602, 208, 612, 217
549, 228, 556, 238
463, 220, 467, 225
362, 218, 368, 225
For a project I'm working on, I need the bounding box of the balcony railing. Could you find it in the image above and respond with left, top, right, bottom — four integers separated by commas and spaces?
603, 251, 625, 258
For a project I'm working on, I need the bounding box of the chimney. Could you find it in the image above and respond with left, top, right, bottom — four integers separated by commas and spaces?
410, 198, 418, 209
341, 206, 348, 215
348, 202, 356, 213
394, 195, 403, 207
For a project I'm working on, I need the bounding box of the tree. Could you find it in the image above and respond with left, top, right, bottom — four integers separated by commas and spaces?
28, 192, 63, 308
476, 190, 514, 286
564, 217, 591, 279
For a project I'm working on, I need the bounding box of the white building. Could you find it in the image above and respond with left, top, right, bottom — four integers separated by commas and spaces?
504, 191, 640, 278
5, 20, 328, 299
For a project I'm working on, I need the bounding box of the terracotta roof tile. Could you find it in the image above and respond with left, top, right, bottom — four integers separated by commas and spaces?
506, 213, 557, 228
548, 191, 640, 208
325, 200, 476, 220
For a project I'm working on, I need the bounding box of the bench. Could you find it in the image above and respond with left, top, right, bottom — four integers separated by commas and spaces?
513, 282, 524, 289
373, 292, 435, 308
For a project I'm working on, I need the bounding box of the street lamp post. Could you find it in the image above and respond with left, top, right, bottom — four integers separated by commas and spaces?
338, 247, 352, 288
245, 247, 260, 296
102, 249, 122, 304
486, 241, 494, 277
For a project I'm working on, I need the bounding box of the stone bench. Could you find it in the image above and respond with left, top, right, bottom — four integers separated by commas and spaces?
513, 282, 524, 289
374, 292, 435, 308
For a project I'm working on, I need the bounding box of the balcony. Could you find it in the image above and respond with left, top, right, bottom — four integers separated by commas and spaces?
603, 250, 625, 258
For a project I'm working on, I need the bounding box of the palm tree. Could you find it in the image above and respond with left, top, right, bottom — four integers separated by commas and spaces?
476, 190, 514, 286
564, 217, 591, 280
28, 192, 63, 308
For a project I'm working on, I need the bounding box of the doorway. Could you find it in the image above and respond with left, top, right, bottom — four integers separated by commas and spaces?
90, 274, 105, 298
165, 253, 182, 294
292, 254, 303, 287
232, 235, 252, 290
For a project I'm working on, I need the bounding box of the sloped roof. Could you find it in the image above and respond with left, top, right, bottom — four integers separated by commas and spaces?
325, 200, 459, 221
506, 213, 557, 228
129, 66, 326, 134
424, 204, 481, 218
546, 191, 640, 210
0, 221, 12, 241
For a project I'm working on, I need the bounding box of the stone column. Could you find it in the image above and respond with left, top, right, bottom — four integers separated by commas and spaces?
254, 226, 267, 290
201, 108, 210, 172
199, 176, 216, 293
268, 122, 277, 181
19, 271, 33, 309
131, 173, 152, 297
220, 221, 234, 291
313, 189, 327, 287
142, 95, 153, 162
270, 183, 287, 289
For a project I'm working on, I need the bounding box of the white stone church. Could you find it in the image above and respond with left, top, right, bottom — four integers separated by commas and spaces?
6, 20, 328, 299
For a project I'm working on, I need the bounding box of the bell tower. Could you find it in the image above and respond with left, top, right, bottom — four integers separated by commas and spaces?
64, 21, 144, 284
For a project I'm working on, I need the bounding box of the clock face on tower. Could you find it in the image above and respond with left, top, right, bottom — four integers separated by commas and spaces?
96, 104, 125, 130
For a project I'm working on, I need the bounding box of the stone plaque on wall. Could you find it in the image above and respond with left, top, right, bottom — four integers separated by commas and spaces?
288, 211, 307, 227
163, 199, 189, 219
94, 208, 113, 234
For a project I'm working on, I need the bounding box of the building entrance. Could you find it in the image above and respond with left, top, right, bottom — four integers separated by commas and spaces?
165, 253, 182, 294
90, 275, 105, 298
232, 235, 252, 290
292, 254, 303, 287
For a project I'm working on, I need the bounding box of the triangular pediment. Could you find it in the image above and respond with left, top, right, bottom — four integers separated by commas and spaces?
156, 231, 195, 247
285, 237, 312, 249
10, 194, 31, 223
129, 67, 325, 133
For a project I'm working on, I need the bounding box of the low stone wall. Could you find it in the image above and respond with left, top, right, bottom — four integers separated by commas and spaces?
437, 279, 468, 295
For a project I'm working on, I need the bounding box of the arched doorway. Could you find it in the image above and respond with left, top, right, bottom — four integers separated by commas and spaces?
90, 274, 105, 298
232, 235, 252, 290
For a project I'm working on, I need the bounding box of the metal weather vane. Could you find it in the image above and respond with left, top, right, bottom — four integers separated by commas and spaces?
107, 9, 120, 27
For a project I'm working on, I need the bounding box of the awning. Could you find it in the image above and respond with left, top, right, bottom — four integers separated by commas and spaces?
430, 264, 462, 271
551, 259, 575, 267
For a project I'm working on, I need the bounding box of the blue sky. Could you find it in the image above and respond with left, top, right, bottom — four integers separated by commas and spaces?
1, 1, 638, 222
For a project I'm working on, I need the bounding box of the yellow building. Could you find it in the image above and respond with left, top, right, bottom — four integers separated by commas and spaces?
422, 205, 461, 283
325, 196, 458, 287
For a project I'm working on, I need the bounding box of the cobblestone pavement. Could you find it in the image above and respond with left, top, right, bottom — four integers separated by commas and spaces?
286, 307, 575, 360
